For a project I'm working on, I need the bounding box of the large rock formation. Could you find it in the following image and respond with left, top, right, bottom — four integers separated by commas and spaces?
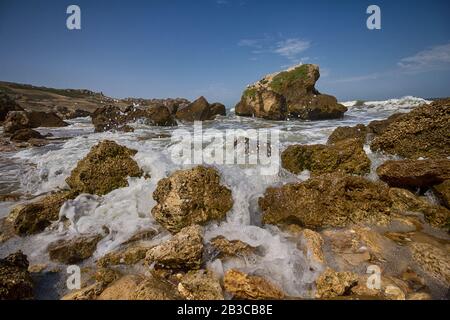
235, 64, 347, 120
0, 251, 34, 300
371, 99, 450, 159
66, 140, 143, 195
259, 173, 392, 229
145, 225, 204, 270
281, 138, 371, 176
3, 110, 68, 133
377, 159, 450, 189
151, 166, 233, 233
176, 96, 226, 121
91, 105, 177, 132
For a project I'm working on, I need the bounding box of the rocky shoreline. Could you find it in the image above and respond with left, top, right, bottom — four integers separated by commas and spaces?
0, 66, 449, 301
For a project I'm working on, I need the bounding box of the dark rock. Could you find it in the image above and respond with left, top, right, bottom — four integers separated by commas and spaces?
0, 251, 33, 300
47, 234, 103, 264
10, 129, 45, 142
367, 113, 405, 136
0, 93, 23, 122
176, 96, 226, 121
327, 124, 368, 145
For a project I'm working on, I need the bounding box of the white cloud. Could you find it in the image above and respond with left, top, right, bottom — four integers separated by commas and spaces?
216, 0, 229, 5
398, 43, 450, 73
274, 39, 311, 60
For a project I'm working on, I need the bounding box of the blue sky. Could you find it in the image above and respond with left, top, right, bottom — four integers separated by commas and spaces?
0, 0, 449, 105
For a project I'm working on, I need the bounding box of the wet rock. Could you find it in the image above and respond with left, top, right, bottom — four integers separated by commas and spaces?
98, 274, 180, 300
10, 128, 45, 142
47, 234, 103, 264
97, 245, 151, 267
0, 251, 33, 300
433, 180, 450, 209
26, 111, 69, 128
0, 93, 23, 122
327, 124, 367, 146
409, 242, 450, 285
223, 269, 285, 300
145, 225, 204, 270
66, 140, 143, 195
370, 99, 450, 159
367, 113, 405, 136
9, 191, 73, 236
94, 268, 122, 286
91, 105, 177, 132
175, 96, 226, 121
315, 268, 358, 299
178, 270, 224, 300
121, 228, 157, 245
377, 159, 450, 189
299, 229, 325, 266
350, 275, 408, 300
235, 64, 347, 121
260, 173, 392, 230
389, 188, 449, 229
152, 166, 233, 233
61, 282, 104, 300
209, 236, 257, 259
281, 138, 371, 176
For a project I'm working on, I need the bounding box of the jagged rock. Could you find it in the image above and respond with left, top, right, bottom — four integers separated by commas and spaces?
66, 140, 143, 195
370, 99, 450, 159
315, 268, 358, 299
389, 188, 449, 229
61, 282, 104, 300
145, 225, 204, 270
53, 106, 91, 119
94, 268, 122, 286
223, 269, 285, 300
433, 180, 450, 209
209, 236, 256, 259
8, 191, 73, 236
48, 234, 103, 264
327, 124, 367, 145
377, 159, 450, 189
176, 96, 226, 121
409, 242, 450, 285
10, 128, 45, 142
0, 251, 33, 300
91, 105, 177, 132
260, 173, 392, 229
178, 270, 224, 300
151, 166, 233, 233
3, 111, 30, 133
0, 93, 23, 122
281, 138, 371, 176
235, 64, 347, 121
97, 245, 151, 267
367, 113, 405, 136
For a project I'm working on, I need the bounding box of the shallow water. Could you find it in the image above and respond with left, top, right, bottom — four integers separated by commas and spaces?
2, 96, 447, 299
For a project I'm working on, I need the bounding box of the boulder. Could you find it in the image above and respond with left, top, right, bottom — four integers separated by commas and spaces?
133, 276, 181, 300
209, 236, 257, 259
235, 64, 347, 121
223, 269, 285, 300
433, 180, 450, 209
327, 124, 367, 145
3, 110, 67, 133
53, 106, 91, 119
47, 234, 103, 264
10, 128, 45, 142
0, 251, 33, 300
61, 282, 104, 300
3, 111, 30, 133
178, 270, 224, 300
281, 138, 371, 176
97, 275, 142, 300
367, 113, 405, 136
66, 140, 143, 195
91, 105, 177, 132
370, 99, 450, 159
97, 245, 151, 267
175, 96, 226, 121
151, 166, 233, 233
145, 225, 204, 270
0, 93, 23, 122
377, 159, 450, 189
259, 173, 392, 230
8, 191, 73, 236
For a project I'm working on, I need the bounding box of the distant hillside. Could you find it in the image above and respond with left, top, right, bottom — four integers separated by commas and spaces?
0, 81, 126, 113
